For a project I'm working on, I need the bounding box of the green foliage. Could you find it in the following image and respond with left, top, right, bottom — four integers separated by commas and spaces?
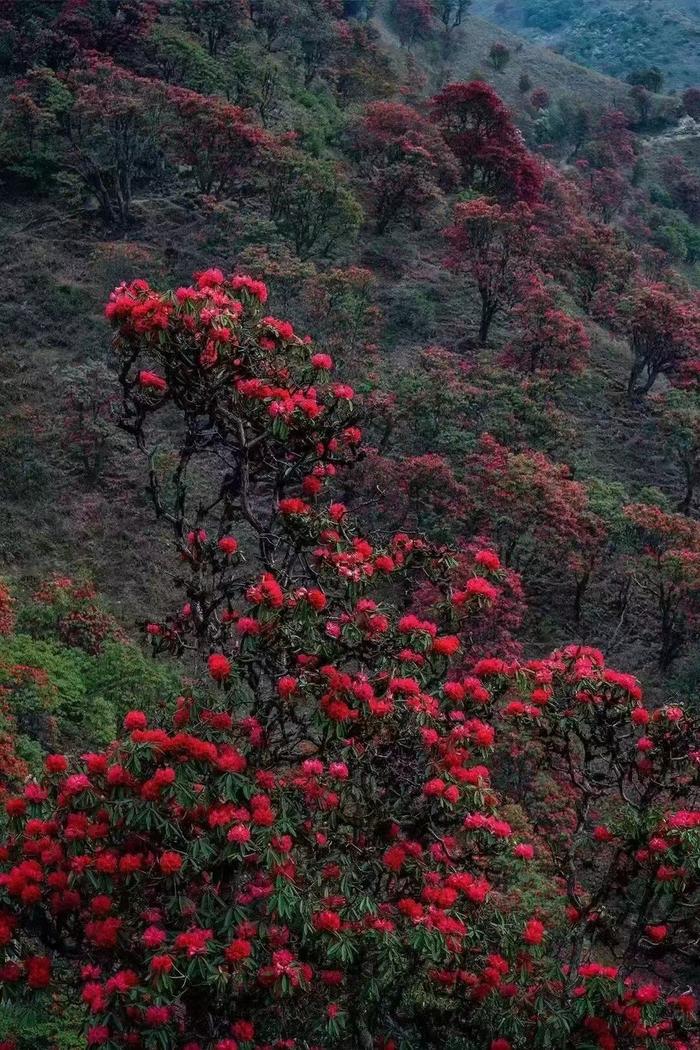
522, 0, 579, 31
147, 25, 225, 93
0, 588, 181, 760
626, 67, 664, 92
533, 96, 590, 151
386, 283, 438, 342
267, 153, 363, 258
0, 998, 86, 1050
287, 83, 345, 156
85, 638, 181, 725
0, 633, 116, 749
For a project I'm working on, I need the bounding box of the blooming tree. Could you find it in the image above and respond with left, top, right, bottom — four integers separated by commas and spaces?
5, 57, 168, 224
500, 273, 591, 374
351, 100, 459, 233
624, 503, 700, 669
548, 217, 638, 312
166, 86, 275, 198
431, 81, 543, 204
388, 0, 434, 49
444, 196, 536, 344
0, 271, 698, 1050
623, 284, 700, 397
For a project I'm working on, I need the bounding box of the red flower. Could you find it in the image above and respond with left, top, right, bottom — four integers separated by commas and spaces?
522, 918, 545, 945
636, 983, 661, 1004
25, 955, 51, 988
432, 635, 460, 656
44, 754, 68, 774
208, 653, 232, 681
138, 370, 167, 393
231, 1021, 254, 1042
218, 536, 239, 555
150, 954, 174, 973
158, 851, 183, 876
225, 938, 252, 963
313, 910, 342, 933
123, 710, 148, 731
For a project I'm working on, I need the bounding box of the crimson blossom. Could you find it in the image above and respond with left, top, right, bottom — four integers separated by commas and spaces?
0, 271, 698, 1050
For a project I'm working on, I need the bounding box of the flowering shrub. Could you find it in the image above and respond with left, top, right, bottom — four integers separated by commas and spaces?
4, 57, 169, 224
445, 196, 537, 344
389, 0, 434, 48
499, 274, 591, 374
622, 284, 700, 397
432, 81, 543, 204
351, 100, 459, 234
623, 504, 700, 668
0, 272, 698, 1050
0, 584, 14, 638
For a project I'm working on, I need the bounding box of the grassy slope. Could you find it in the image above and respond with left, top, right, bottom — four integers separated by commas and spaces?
377, 2, 631, 110
471, 0, 700, 90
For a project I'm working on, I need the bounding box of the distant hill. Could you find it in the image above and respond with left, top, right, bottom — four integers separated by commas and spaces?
470, 0, 700, 91
375, 2, 639, 115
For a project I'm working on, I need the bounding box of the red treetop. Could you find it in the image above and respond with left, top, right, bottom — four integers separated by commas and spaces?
352, 99, 459, 233
431, 81, 543, 203
500, 272, 591, 374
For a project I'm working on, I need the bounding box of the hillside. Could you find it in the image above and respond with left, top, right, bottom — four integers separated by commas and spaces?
471, 0, 700, 90
0, 3, 699, 1048
0, 1, 697, 669
378, 1, 636, 111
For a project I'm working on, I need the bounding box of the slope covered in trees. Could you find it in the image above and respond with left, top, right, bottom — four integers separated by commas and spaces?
0, 2, 698, 1048
471, 0, 700, 91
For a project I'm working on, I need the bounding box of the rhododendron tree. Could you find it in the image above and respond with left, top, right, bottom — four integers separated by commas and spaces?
431, 81, 543, 204
624, 503, 700, 668
389, 0, 434, 49
0, 583, 14, 638
549, 217, 638, 311
166, 86, 275, 197
5, 57, 169, 224
500, 273, 591, 374
0, 271, 698, 1050
370, 347, 572, 460
489, 42, 510, 72
661, 156, 700, 225
265, 151, 363, 258
623, 283, 700, 397
351, 100, 459, 234
462, 435, 606, 617
530, 87, 549, 111
444, 196, 536, 344
303, 265, 382, 359
682, 86, 700, 120
178, 0, 246, 56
